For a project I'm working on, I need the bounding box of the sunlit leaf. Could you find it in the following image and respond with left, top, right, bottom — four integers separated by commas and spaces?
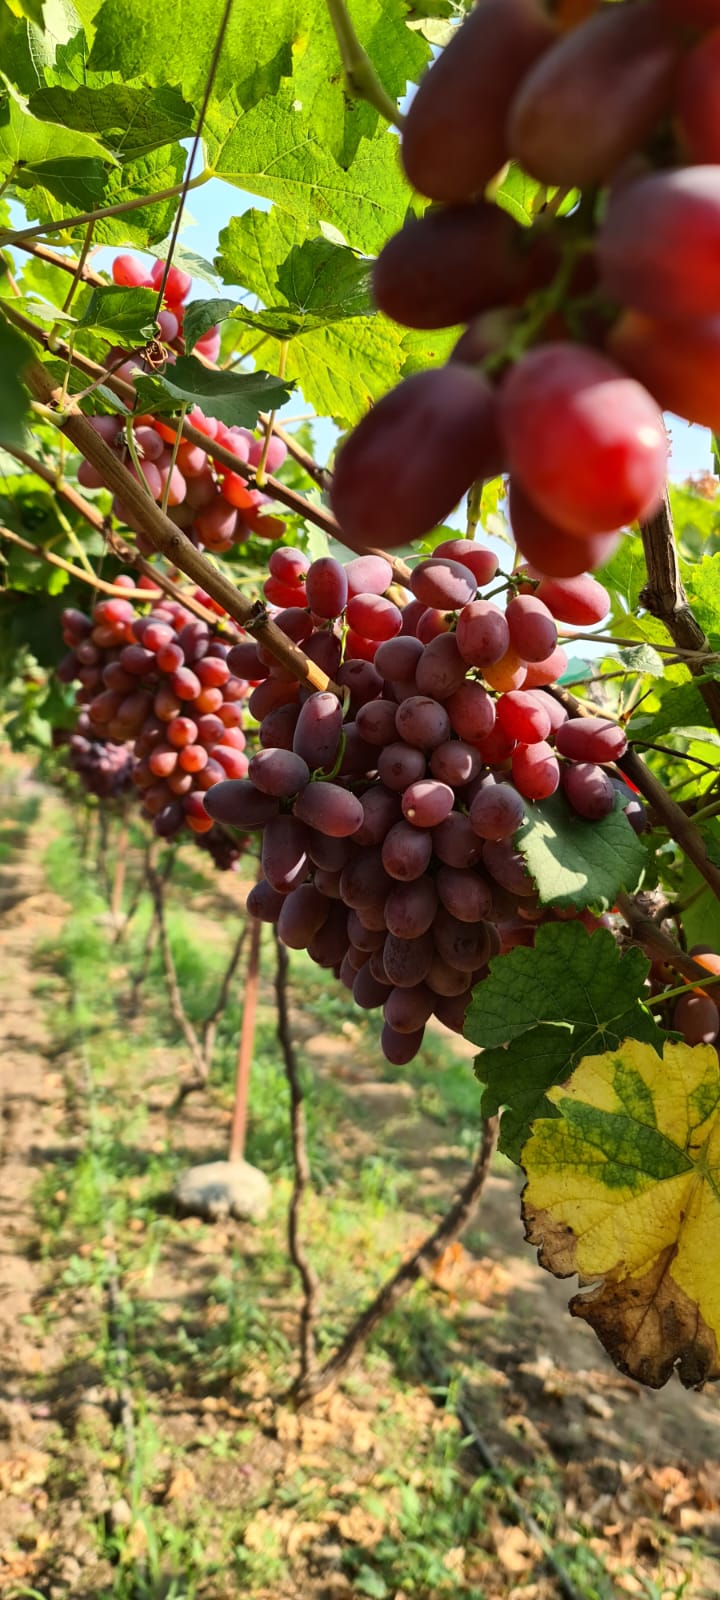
522, 1037, 720, 1389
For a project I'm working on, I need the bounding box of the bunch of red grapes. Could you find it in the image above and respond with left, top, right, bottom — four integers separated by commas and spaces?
332, 0, 720, 578
77, 254, 287, 554
68, 714, 135, 799
202, 544, 645, 1065
58, 576, 250, 855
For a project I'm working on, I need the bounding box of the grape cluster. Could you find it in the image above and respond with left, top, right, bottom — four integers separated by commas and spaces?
68, 714, 135, 799
203, 545, 644, 1065
331, 0, 720, 578
77, 253, 287, 553
59, 576, 251, 844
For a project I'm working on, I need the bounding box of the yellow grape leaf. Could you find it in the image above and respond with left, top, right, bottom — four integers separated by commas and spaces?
521, 1038, 720, 1390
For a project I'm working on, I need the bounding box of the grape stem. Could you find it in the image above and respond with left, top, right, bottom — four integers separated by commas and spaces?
0, 523, 159, 600
646, 972, 720, 1008
616, 890, 718, 990
325, 0, 406, 131
639, 491, 720, 737
24, 356, 345, 696
274, 933, 320, 1393
550, 682, 720, 905
0, 169, 212, 249
3, 300, 412, 584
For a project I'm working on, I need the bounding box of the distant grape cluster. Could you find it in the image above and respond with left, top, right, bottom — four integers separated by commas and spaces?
68, 714, 135, 799
77, 254, 287, 553
202, 545, 645, 1064
59, 576, 250, 852
332, 0, 720, 577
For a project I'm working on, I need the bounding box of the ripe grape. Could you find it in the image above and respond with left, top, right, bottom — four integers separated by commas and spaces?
292, 781, 364, 838
555, 716, 627, 764
507, 4, 680, 187
205, 779, 279, 827
562, 761, 616, 820
496, 690, 552, 744
411, 557, 477, 611
381, 1022, 426, 1065
353, 963, 393, 1010
356, 699, 403, 746
343, 555, 394, 597
293, 692, 343, 769
373, 202, 530, 329
277, 884, 329, 948
430, 740, 482, 786
609, 310, 720, 434
598, 167, 720, 321
378, 743, 427, 792
402, 779, 455, 828
499, 344, 667, 537
354, 785, 402, 845
432, 539, 498, 586
415, 634, 467, 699
346, 593, 402, 641
248, 747, 310, 797
330, 367, 502, 550
470, 782, 525, 842
509, 481, 620, 579
445, 680, 495, 742
455, 601, 509, 668
385, 877, 438, 939
400, 0, 556, 203
433, 810, 484, 868
675, 31, 720, 166
395, 696, 451, 750
262, 815, 309, 892
304, 556, 348, 619
383, 931, 434, 988
535, 573, 609, 626
384, 985, 434, 1033
505, 594, 558, 663
435, 865, 492, 922
512, 741, 560, 800
673, 992, 720, 1046
382, 821, 433, 880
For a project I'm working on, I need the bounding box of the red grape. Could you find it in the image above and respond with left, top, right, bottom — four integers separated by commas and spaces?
499, 344, 667, 537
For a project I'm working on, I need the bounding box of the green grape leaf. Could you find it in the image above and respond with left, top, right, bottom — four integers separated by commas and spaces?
27, 82, 195, 161
205, 86, 414, 256
515, 793, 647, 911
132, 356, 294, 427
12, 154, 109, 211
0, 318, 34, 446
613, 643, 666, 677
0, 73, 115, 172
3, 0, 45, 27
76, 283, 157, 339
681, 553, 720, 650
493, 162, 578, 228
521, 1037, 720, 1389
465, 923, 664, 1165
88, 0, 427, 163
211, 207, 403, 424
182, 298, 238, 352
151, 239, 219, 289
629, 675, 714, 744
600, 531, 649, 615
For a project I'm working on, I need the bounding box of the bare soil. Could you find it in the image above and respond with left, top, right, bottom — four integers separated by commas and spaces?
1, 794, 720, 1599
